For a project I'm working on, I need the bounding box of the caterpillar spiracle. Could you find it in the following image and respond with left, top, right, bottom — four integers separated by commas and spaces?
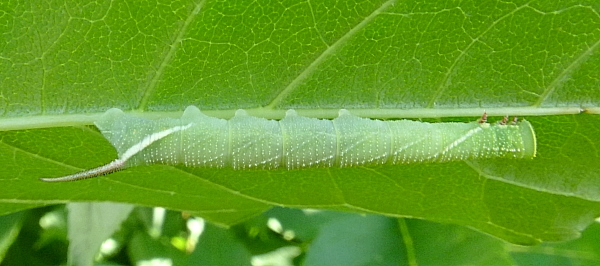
40, 106, 536, 182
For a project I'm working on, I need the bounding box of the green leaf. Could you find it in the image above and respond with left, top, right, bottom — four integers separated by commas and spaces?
511, 220, 600, 264
303, 214, 405, 265
0, 211, 25, 262
0, 0, 599, 246
189, 222, 253, 266
66, 202, 134, 266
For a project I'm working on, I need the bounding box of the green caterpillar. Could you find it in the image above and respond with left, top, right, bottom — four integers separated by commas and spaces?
40, 106, 536, 182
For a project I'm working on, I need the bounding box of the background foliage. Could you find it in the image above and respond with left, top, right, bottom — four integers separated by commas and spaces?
1, 0, 599, 265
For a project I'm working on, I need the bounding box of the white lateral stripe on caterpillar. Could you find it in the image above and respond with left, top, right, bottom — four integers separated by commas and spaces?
40, 106, 536, 182
39, 124, 193, 182
120, 123, 193, 161
425, 126, 483, 161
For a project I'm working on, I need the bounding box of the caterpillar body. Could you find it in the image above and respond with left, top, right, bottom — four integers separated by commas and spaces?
40, 106, 536, 182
